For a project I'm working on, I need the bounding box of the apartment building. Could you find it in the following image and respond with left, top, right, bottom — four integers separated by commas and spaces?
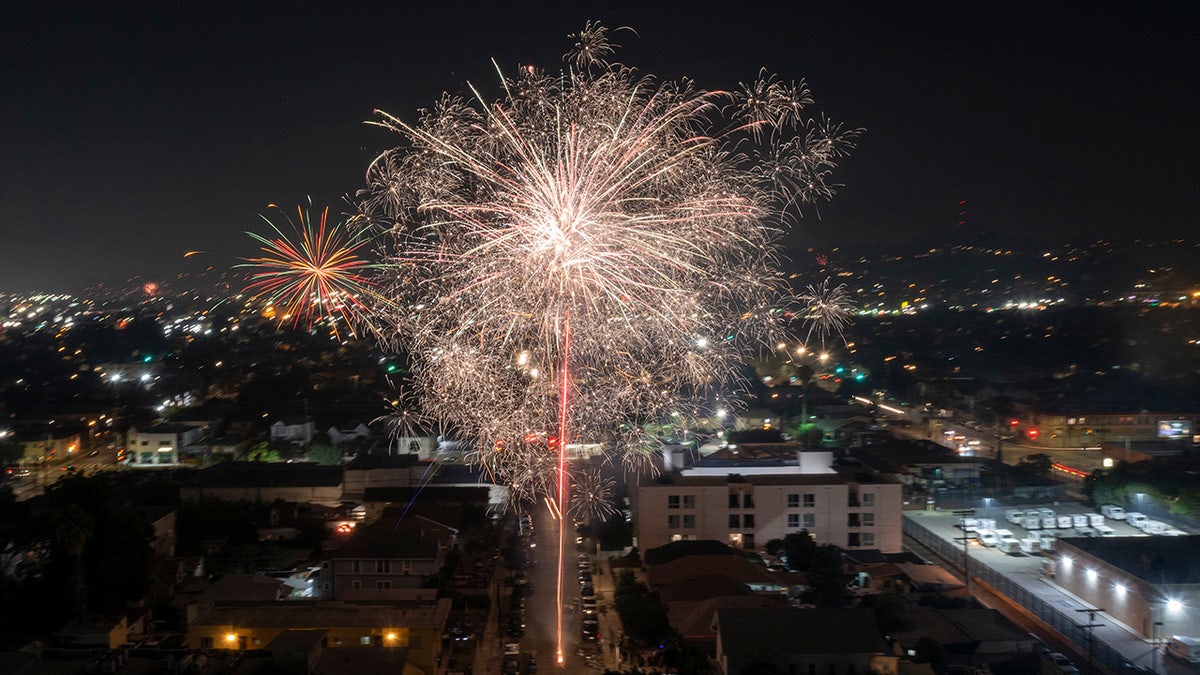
635, 449, 903, 553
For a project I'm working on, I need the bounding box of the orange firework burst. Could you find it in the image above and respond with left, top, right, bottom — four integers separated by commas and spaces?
241, 198, 377, 333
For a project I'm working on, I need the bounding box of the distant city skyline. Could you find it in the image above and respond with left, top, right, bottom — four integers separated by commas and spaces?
1, 1, 1196, 292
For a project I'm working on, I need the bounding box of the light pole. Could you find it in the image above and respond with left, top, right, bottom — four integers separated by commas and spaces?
1074, 607, 1106, 675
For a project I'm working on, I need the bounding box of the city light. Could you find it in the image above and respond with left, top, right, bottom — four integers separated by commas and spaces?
1167, 598, 1184, 613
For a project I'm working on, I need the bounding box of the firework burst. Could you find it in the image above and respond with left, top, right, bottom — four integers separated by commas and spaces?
798, 278, 856, 349
358, 23, 858, 661
241, 199, 378, 334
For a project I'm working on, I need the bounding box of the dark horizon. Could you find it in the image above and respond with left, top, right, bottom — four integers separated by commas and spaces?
2, 1, 1197, 293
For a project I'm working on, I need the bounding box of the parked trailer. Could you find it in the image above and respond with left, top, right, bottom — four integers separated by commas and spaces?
1039, 536, 1056, 552
1141, 520, 1168, 535
976, 518, 996, 532
1038, 507, 1056, 519
1167, 636, 1200, 664
1057, 515, 1073, 529
959, 517, 979, 531
994, 528, 1015, 541
1094, 525, 1116, 537
1086, 513, 1105, 527
1005, 509, 1024, 525
998, 538, 1022, 554
1126, 512, 1148, 529
1020, 538, 1042, 554
1042, 516, 1057, 529
978, 530, 999, 547
1100, 505, 1126, 520
1023, 516, 1042, 530
1071, 514, 1089, 528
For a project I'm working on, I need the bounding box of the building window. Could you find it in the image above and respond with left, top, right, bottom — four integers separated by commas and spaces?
863, 532, 876, 547
803, 493, 815, 508
668, 515, 681, 529
668, 495, 680, 509
863, 513, 875, 527
360, 636, 371, 645
402, 561, 413, 574
862, 492, 875, 507
375, 580, 391, 590
728, 514, 740, 529
802, 513, 815, 529
352, 561, 361, 573
743, 493, 754, 509
333, 637, 343, 646
352, 580, 362, 589
683, 495, 695, 509
729, 493, 739, 509
787, 493, 799, 508
682, 515, 695, 529
376, 560, 390, 573
848, 533, 861, 547
743, 514, 755, 529
788, 513, 800, 528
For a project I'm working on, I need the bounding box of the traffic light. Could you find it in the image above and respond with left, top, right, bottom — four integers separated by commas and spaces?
1009, 419, 1019, 427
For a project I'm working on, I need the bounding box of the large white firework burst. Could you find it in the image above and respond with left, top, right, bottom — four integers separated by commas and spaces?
359, 23, 859, 499
798, 278, 857, 349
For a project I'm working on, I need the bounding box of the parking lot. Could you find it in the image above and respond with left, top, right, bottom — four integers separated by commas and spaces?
906, 501, 1198, 674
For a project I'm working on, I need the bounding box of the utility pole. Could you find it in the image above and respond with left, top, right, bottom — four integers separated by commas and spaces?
952, 508, 976, 594
1152, 620, 1163, 674
1075, 607, 1106, 675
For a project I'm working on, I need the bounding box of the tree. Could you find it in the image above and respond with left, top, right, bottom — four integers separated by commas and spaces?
1018, 453, 1053, 477
766, 531, 818, 571
305, 443, 344, 465
245, 441, 280, 463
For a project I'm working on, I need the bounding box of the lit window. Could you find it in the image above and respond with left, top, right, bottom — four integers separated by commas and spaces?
360, 636, 371, 645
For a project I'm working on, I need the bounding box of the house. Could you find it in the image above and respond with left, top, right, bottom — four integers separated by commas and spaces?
185, 599, 451, 675
714, 607, 885, 675
327, 423, 372, 446
178, 463, 344, 506
319, 515, 454, 601
58, 615, 128, 650
272, 418, 315, 446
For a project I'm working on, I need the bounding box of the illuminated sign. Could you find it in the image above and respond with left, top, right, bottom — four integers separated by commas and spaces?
1157, 420, 1192, 439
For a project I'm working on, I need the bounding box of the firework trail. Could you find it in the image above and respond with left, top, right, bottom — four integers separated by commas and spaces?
241, 198, 378, 334
798, 278, 856, 350
358, 23, 858, 663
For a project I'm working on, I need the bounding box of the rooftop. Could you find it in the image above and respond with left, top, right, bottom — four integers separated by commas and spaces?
1060, 536, 1200, 585
716, 607, 884, 656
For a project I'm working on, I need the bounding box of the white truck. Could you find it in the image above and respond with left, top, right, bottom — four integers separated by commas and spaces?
1094, 524, 1116, 537
1086, 513, 1105, 527
976, 518, 996, 531
1071, 514, 1089, 528
959, 517, 979, 531
1023, 516, 1042, 531
1005, 509, 1024, 525
1020, 538, 1041, 554
1056, 515, 1073, 529
1126, 512, 1149, 529
1141, 520, 1168, 535
978, 530, 999, 547
998, 538, 1021, 554
1042, 516, 1058, 530
1100, 505, 1126, 520
1167, 636, 1200, 664
1039, 536, 1056, 552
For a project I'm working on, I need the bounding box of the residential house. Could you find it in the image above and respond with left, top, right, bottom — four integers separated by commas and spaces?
319, 515, 454, 602
125, 423, 208, 467
272, 418, 315, 446
714, 607, 886, 675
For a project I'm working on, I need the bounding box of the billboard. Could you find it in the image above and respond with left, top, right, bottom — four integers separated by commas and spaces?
1157, 420, 1192, 439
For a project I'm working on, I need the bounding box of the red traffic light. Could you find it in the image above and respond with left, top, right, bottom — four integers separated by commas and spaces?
1009, 419, 1019, 426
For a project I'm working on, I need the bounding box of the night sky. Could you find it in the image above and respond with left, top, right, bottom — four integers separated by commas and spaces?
1, 1, 1196, 293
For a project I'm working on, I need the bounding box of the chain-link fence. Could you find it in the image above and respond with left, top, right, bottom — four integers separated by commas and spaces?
904, 517, 1150, 674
